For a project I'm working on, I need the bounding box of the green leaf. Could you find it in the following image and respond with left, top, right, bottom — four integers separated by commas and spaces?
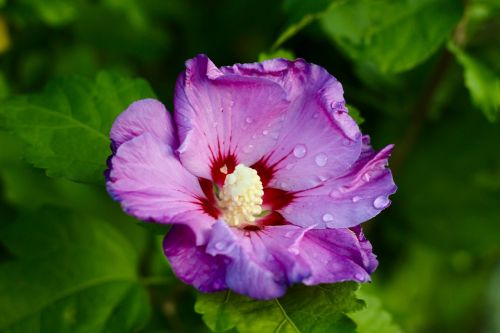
346, 104, 364, 125
274, 0, 342, 49
448, 42, 500, 121
321, 0, 463, 73
19, 0, 78, 26
0, 71, 156, 184
258, 49, 295, 62
349, 288, 402, 333
0, 208, 151, 332
196, 282, 363, 333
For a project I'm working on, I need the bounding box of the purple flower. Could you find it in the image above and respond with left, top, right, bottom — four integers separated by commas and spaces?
106, 55, 396, 300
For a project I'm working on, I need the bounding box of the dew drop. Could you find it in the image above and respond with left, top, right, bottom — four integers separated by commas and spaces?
245, 116, 253, 124
352, 196, 362, 203
214, 242, 227, 250
330, 190, 341, 199
315, 153, 328, 167
363, 173, 371, 182
354, 273, 366, 281
262, 130, 269, 136
293, 144, 307, 158
373, 195, 390, 209
322, 213, 334, 222
312, 113, 319, 119
243, 144, 254, 153
342, 138, 353, 146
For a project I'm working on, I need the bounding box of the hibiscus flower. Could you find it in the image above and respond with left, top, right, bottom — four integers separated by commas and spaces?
106, 55, 396, 299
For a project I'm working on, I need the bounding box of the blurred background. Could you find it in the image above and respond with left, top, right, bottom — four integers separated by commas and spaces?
0, 0, 499, 332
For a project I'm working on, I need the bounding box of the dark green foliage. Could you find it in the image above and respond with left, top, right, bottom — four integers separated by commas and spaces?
196, 283, 364, 333
0, 72, 155, 183
0, 0, 498, 332
0, 208, 150, 332
321, 0, 463, 73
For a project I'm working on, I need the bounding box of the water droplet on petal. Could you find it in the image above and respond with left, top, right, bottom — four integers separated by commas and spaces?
215, 242, 227, 250
245, 117, 253, 124
330, 190, 342, 199
243, 144, 254, 153
293, 144, 307, 158
262, 130, 269, 136
315, 153, 328, 167
373, 195, 390, 209
363, 173, 371, 182
272, 133, 279, 140
352, 196, 362, 203
342, 138, 353, 146
322, 213, 334, 222
312, 113, 319, 119
354, 273, 366, 281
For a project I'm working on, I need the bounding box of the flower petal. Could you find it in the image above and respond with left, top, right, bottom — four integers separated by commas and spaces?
107, 133, 215, 244
205, 221, 309, 299
299, 226, 378, 285
204, 221, 376, 299
223, 59, 363, 191
110, 98, 176, 150
163, 225, 227, 292
174, 55, 290, 180
280, 143, 397, 229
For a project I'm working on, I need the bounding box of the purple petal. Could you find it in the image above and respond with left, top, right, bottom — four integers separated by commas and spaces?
299, 227, 378, 285
163, 225, 227, 292
203, 221, 376, 299
107, 133, 215, 244
222, 58, 363, 191
205, 221, 293, 299
280, 144, 397, 229
174, 55, 290, 180
110, 98, 177, 150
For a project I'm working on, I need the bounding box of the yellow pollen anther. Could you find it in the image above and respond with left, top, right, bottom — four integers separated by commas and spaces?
219, 164, 264, 227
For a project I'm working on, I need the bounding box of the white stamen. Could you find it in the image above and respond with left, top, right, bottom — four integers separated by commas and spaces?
219, 164, 264, 227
